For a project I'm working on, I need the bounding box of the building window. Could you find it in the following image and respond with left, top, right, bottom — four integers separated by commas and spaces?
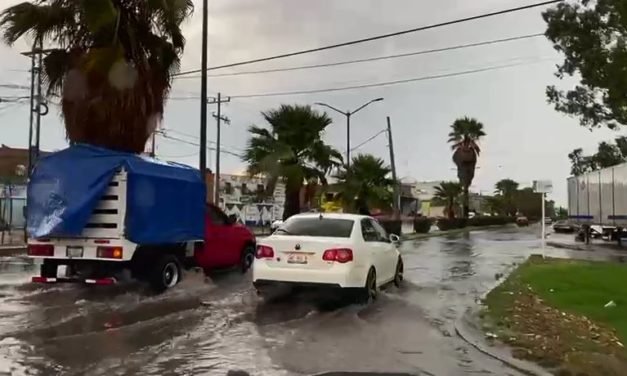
257, 184, 265, 193
241, 183, 248, 195
224, 182, 233, 194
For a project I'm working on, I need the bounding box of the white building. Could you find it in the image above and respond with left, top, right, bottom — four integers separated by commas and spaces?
217, 174, 285, 226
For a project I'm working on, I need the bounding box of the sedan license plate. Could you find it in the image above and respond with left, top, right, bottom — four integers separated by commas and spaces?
66, 246, 83, 258
287, 253, 308, 264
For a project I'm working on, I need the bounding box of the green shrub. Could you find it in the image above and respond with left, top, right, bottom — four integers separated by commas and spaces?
378, 219, 402, 236
437, 218, 467, 231
413, 217, 432, 233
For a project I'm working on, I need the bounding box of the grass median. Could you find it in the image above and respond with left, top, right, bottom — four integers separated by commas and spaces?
482, 256, 627, 376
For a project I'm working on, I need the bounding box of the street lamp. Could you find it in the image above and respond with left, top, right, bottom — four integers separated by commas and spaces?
315, 97, 383, 168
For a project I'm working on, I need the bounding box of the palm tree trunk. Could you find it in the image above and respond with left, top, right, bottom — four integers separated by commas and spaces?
463, 185, 470, 219
283, 177, 302, 220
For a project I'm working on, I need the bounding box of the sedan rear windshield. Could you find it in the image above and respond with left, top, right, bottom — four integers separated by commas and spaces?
277, 217, 354, 238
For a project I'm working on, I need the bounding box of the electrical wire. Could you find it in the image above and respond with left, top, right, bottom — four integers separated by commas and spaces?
175, 33, 545, 79
173, 0, 561, 77
351, 129, 387, 152
162, 128, 244, 151
170, 57, 553, 100
157, 132, 243, 158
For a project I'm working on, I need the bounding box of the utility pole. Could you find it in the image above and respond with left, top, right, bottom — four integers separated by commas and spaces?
150, 132, 156, 157
208, 92, 231, 205
199, 0, 209, 180
387, 116, 400, 219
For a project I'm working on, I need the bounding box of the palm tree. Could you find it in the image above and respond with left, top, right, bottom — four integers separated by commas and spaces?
433, 181, 462, 219
495, 178, 519, 216
243, 104, 342, 220
0, 0, 193, 153
335, 154, 394, 214
449, 117, 486, 218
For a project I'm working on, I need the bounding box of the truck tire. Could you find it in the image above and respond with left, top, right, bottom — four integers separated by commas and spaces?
41, 260, 57, 278
150, 254, 181, 293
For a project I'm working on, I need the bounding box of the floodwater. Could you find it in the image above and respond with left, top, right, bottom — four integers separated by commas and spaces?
0, 227, 576, 375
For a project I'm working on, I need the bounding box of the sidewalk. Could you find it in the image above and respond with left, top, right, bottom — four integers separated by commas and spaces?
546, 233, 627, 261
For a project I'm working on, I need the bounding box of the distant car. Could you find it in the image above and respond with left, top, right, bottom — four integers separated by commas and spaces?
552, 220, 576, 233
516, 216, 529, 227
252, 213, 403, 303
544, 217, 553, 225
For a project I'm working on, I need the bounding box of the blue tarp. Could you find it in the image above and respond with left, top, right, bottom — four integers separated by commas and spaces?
27, 144, 205, 244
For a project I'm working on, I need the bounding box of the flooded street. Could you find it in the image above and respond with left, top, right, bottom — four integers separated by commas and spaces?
0, 227, 567, 375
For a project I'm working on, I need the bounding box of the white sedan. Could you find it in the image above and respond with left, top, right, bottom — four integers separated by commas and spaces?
252, 213, 403, 303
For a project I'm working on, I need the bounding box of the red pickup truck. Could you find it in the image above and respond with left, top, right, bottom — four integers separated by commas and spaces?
195, 204, 257, 273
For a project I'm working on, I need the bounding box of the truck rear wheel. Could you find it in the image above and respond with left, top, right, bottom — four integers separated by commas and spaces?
41, 260, 57, 278
150, 255, 181, 293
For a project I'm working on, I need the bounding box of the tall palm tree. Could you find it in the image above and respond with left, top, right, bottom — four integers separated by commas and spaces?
243, 104, 342, 220
449, 117, 486, 218
334, 154, 394, 214
0, 0, 193, 153
495, 178, 519, 216
433, 181, 462, 219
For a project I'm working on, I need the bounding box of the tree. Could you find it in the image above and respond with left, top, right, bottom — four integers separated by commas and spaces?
495, 179, 519, 216
485, 195, 504, 216
543, 1, 627, 130
243, 104, 342, 220
568, 148, 594, 176
433, 181, 462, 219
0, 0, 193, 153
556, 206, 568, 219
568, 137, 627, 175
449, 117, 486, 218
335, 154, 394, 214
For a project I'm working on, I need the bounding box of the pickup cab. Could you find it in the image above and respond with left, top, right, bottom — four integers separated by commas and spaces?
197, 204, 256, 273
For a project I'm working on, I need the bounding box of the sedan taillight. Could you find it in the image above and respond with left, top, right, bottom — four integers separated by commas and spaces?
255, 245, 274, 259
322, 248, 353, 263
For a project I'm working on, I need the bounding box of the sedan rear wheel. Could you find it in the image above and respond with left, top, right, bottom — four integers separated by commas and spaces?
358, 268, 377, 304
394, 258, 404, 287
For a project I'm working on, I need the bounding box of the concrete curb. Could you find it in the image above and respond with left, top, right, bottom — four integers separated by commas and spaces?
403, 224, 516, 241
454, 307, 552, 376
546, 240, 589, 251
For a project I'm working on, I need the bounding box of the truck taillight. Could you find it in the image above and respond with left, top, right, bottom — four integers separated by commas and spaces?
97, 246, 123, 259
322, 248, 353, 263
255, 245, 274, 259
28, 244, 54, 257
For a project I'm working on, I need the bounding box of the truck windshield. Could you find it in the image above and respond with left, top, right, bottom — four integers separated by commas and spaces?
277, 218, 354, 238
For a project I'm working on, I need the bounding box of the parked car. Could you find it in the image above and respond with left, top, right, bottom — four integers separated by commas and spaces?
195, 204, 257, 274
253, 213, 403, 303
552, 220, 576, 233
544, 217, 553, 225
516, 216, 529, 227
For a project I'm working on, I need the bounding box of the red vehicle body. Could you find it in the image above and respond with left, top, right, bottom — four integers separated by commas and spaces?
194, 204, 257, 273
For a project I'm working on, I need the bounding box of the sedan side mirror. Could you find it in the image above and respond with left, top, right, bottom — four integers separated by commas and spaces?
389, 234, 401, 245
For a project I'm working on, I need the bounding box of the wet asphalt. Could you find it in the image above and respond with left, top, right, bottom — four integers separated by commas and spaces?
0, 226, 587, 375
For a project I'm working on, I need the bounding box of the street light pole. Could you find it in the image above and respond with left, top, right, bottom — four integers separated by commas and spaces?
199, 0, 208, 179
346, 113, 351, 168
315, 97, 383, 168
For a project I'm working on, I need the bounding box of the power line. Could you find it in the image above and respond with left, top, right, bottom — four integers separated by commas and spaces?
158, 132, 242, 158
171, 57, 553, 100
351, 129, 388, 152
163, 127, 244, 151
175, 33, 544, 79
173, 0, 561, 77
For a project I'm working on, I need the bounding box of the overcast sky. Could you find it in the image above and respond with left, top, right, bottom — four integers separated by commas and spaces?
0, 0, 620, 205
